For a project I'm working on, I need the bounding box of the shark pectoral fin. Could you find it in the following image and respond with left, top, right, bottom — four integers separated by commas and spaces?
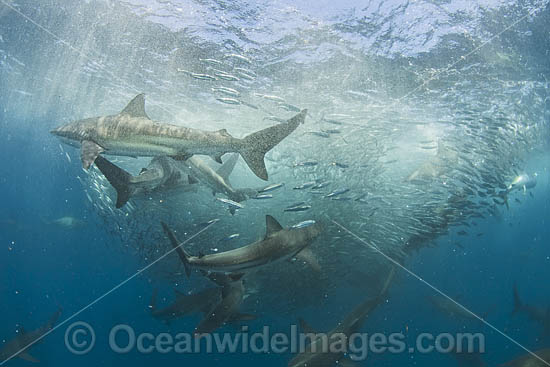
195, 302, 230, 335
81, 140, 104, 169
227, 313, 257, 322
293, 248, 321, 272
19, 352, 40, 363
211, 153, 224, 164
188, 175, 199, 184
93, 155, 132, 208
120, 93, 150, 119
298, 318, 319, 334
229, 207, 236, 215
265, 215, 283, 238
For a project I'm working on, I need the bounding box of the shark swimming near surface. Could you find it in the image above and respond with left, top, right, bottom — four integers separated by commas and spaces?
161, 215, 322, 276
0, 308, 62, 364
51, 94, 307, 180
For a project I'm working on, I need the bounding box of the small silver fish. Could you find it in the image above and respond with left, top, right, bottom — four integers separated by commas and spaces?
225, 54, 251, 64
325, 188, 350, 198
200, 58, 225, 66
234, 67, 257, 77
259, 183, 284, 193
284, 205, 311, 212
220, 233, 240, 242
216, 97, 241, 105
236, 71, 255, 81
212, 86, 240, 97
178, 69, 217, 81
291, 220, 316, 229
216, 197, 244, 209
293, 182, 316, 190
215, 72, 239, 81
200, 218, 221, 226
294, 161, 318, 167
252, 194, 273, 199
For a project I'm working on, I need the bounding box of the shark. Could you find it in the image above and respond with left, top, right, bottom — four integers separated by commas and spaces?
405, 143, 458, 183
150, 274, 254, 334
287, 268, 395, 367
513, 284, 550, 337
508, 173, 537, 193
0, 308, 62, 364
51, 93, 307, 180
193, 272, 255, 335
161, 215, 322, 276
500, 348, 550, 367
150, 287, 221, 323
94, 153, 256, 208
427, 294, 482, 321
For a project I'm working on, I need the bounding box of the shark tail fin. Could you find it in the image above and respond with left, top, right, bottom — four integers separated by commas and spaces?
512, 284, 522, 314
161, 222, 191, 277
93, 155, 133, 208
239, 109, 306, 180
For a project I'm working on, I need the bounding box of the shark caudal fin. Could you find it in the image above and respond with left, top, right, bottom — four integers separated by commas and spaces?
161, 222, 192, 277
512, 284, 523, 314
240, 109, 306, 180
93, 155, 133, 208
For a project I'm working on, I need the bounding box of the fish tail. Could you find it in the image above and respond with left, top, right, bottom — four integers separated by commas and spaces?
161, 222, 192, 277
239, 109, 306, 180
93, 155, 133, 208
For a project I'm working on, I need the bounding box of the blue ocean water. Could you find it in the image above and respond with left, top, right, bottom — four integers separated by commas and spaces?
1, 0, 550, 366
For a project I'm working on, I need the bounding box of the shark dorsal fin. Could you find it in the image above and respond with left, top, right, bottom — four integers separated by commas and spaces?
216, 153, 239, 182
265, 215, 283, 237
120, 94, 150, 119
